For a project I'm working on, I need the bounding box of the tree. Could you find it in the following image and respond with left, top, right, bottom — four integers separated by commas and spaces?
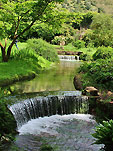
89, 14, 113, 47
0, 0, 63, 62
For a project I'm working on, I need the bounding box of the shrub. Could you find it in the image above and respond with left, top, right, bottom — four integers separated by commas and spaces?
72, 40, 85, 49
92, 120, 113, 151
40, 144, 54, 151
26, 39, 59, 62
13, 48, 51, 70
0, 96, 16, 139
93, 47, 113, 60
51, 35, 73, 45
79, 58, 113, 90
51, 36, 66, 45
79, 53, 91, 61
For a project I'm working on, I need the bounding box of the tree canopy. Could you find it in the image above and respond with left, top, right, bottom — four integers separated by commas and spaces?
0, 0, 64, 62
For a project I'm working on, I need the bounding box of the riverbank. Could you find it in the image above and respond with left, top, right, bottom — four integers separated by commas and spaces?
0, 58, 52, 88
0, 60, 36, 87
75, 47, 113, 92
0, 39, 59, 88
0, 58, 54, 148
0, 39, 58, 147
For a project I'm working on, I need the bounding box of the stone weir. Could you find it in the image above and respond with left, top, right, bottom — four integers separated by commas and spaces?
9, 95, 89, 129
58, 55, 79, 61
57, 51, 83, 61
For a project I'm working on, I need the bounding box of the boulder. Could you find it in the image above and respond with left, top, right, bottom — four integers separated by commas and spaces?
84, 87, 99, 96
73, 75, 83, 90
57, 51, 65, 55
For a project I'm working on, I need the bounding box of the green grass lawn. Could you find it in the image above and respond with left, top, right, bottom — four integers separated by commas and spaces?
0, 59, 38, 87
0, 60, 34, 81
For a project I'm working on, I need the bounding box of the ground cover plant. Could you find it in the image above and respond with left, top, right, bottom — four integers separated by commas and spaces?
93, 46, 113, 60
92, 120, 113, 151
79, 58, 113, 90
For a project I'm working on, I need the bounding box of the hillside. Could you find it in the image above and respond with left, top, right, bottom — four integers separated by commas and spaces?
57, 0, 113, 14
94, 0, 113, 14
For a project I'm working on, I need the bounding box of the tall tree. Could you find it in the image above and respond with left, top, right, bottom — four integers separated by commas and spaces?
0, 0, 63, 62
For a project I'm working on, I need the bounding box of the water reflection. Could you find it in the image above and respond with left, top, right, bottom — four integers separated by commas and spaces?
10, 61, 81, 93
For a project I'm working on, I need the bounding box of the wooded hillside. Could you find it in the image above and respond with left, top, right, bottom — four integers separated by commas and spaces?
58, 0, 113, 14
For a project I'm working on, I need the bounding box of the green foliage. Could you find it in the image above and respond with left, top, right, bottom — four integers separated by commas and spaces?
93, 47, 113, 60
0, 97, 16, 138
73, 40, 85, 49
79, 58, 113, 90
92, 120, 113, 150
26, 39, 59, 62
0, 0, 64, 39
13, 48, 52, 70
60, 0, 98, 13
80, 12, 94, 27
40, 144, 54, 151
19, 8, 67, 42
79, 53, 91, 61
51, 35, 73, 45
52, 36, 66, 45
84, 14, 113, 47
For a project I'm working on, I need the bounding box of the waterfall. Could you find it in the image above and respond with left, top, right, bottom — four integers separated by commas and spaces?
77, 55, 79, 61
58, 55, 79, 61
9, 95, 89, 129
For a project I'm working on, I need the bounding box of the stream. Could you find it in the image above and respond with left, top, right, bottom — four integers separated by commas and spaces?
5, 60, 103, 151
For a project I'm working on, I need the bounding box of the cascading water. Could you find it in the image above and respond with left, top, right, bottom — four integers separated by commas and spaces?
9, 95, 89, 129
7, 60, 103, 151
8, 93, 103, 151
58, 55, 79, 61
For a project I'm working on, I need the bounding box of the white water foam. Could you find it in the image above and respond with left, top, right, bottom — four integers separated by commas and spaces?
18, 114, 95, 136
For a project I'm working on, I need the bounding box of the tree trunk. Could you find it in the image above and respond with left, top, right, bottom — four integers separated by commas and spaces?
7, 38, 17, 60
0, 46, 8, 62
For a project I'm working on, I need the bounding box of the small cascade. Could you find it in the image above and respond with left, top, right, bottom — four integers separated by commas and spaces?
9, 95, 88, 128
58, 55, 79, 61
77, 55, 79, 61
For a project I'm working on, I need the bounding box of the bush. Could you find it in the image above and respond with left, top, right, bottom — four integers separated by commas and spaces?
26, 39, 59, 62
51, 35, 73, 45
0, 96, 16, 139
13, 48, 51, 70
51, 36, 66, 45
79, 58, 113, 90
92, 120, 113, 151
93, 47, 113, 60
72, 40, 85, 49
87, 14, 113, 47
79, 53, 91, 61
40, 144, 54, 151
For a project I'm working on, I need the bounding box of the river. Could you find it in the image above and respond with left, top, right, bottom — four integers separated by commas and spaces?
10, 60, 81, 93
6, 60, 103, 151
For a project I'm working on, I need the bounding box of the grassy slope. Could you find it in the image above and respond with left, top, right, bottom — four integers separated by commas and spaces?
0, 40, 53, 86
0, 59, 37, 86
0, 60, 34, 80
